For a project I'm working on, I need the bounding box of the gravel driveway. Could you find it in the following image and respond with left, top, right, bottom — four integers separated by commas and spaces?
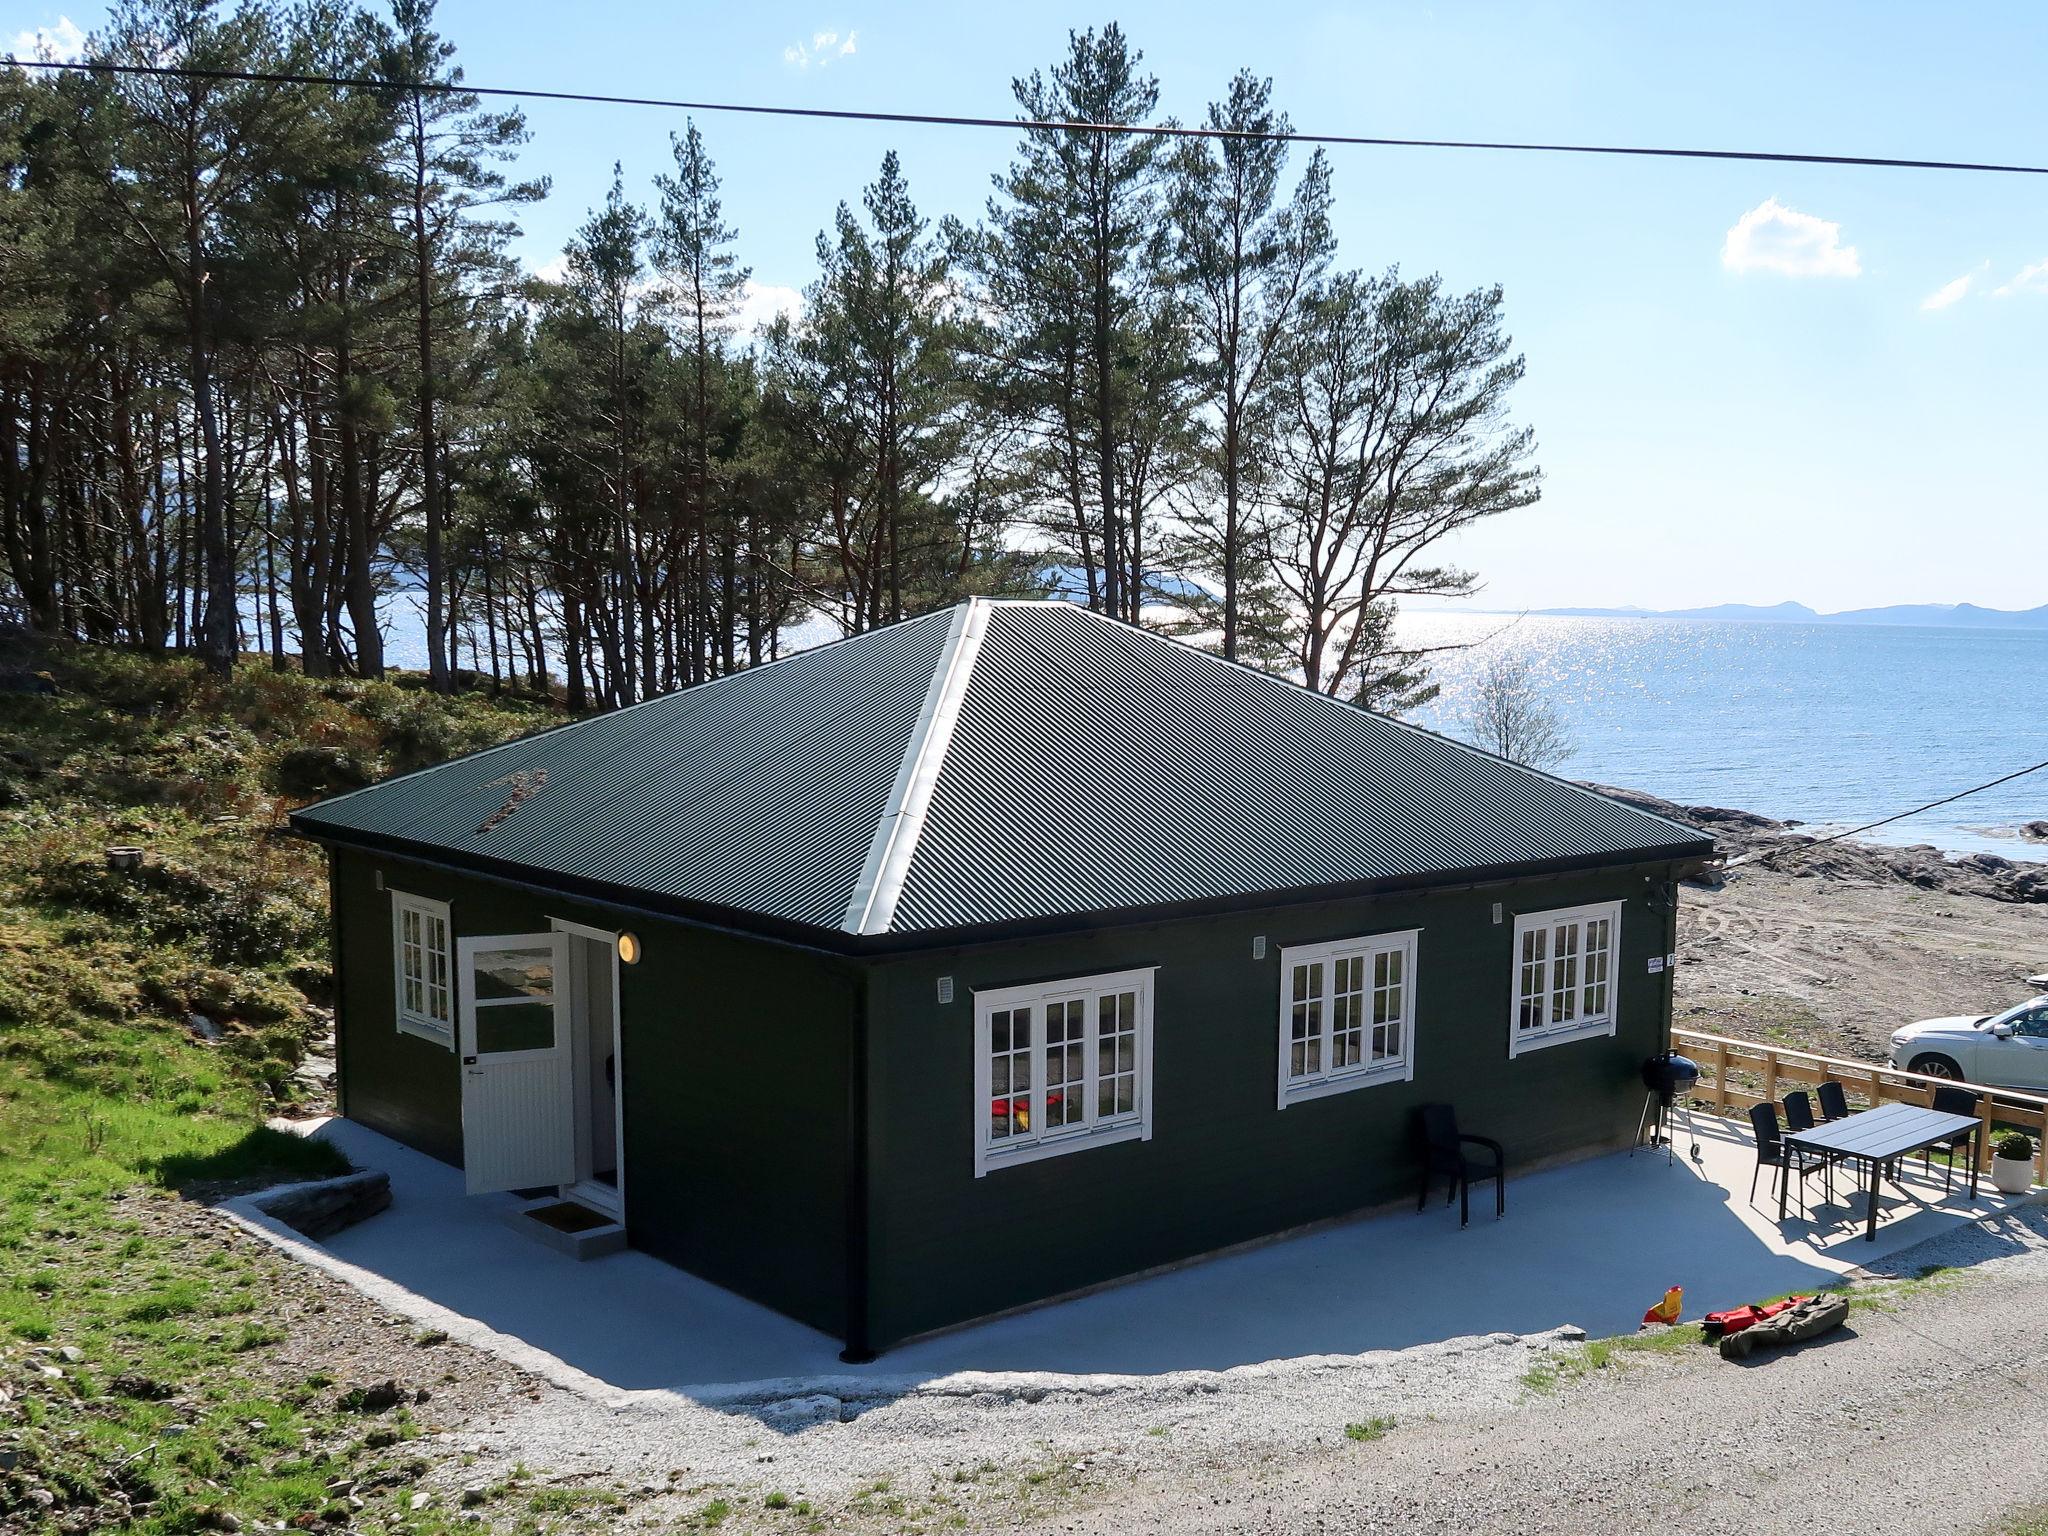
369, 1203, 2048, 1534
1050, 1205, 2048, 1536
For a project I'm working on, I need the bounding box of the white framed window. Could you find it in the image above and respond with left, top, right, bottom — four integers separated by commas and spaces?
1509, 901, 1621, 1057
973, 967, 1155, 1176
390, 891, 453, 1046
1276, 930, 1420, 1107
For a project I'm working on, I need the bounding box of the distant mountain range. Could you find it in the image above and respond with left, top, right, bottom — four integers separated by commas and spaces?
1520, 600, 2048, 630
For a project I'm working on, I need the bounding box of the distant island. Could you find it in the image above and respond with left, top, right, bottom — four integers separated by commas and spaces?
1512, 600, 2048, 629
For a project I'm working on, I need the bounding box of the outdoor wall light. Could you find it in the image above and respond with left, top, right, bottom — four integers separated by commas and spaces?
616, 931, 642, 966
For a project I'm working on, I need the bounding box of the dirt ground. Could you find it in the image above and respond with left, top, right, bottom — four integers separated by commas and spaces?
1674, 860, 2048, 1061
1584, 782, 2048, 1062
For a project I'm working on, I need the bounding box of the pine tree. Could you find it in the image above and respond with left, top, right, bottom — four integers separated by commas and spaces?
379, 0, 543, 691
652, 121, 747, 676
1170, 71, 1332, 659
959, 25, 1182, 623
1259, 270, 1542, 706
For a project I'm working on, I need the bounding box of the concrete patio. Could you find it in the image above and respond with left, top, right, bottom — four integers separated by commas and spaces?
231, 1111, 2025, 1398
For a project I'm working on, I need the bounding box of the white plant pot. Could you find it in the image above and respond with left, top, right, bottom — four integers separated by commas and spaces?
1991, 1157, 2034, 1195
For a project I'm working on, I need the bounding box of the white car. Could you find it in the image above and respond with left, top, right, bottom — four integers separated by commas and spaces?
1890, 995, 2048, 1089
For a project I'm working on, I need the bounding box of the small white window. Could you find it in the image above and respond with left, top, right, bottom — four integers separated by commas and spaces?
391, 891, 453, 1046
974, 968, 1154, 1176
1276, 930, 1420, 1107
1510, 901, 1621, 1057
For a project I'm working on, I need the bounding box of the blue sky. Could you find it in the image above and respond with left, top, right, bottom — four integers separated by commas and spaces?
11, 2, 2046, 612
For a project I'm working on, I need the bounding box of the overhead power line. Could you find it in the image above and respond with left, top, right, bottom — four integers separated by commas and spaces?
1733, 757, 2048, 870
8, 56, 2048, 177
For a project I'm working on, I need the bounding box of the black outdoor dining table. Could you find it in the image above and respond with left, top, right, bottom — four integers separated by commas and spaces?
1781, 1101, 1983, 1241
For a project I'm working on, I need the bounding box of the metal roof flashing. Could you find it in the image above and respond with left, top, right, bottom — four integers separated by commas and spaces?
842, 598, 991, 935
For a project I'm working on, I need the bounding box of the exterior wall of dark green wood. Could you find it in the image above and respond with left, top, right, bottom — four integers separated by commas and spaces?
856, 867, 1684, 1349
328, 847, 856, 1336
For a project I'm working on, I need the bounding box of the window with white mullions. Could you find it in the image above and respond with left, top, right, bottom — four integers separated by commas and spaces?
391, 891, 453, 1046
1096, 988, 1138, 1117
1277, 931, 1420, 1107
1044, 996, 1087, 1131
1510, 901, 1622, 1057
989, 1004, 1033, 1144
1370, 946, 1407, 1064
974, 969, 1154, 1176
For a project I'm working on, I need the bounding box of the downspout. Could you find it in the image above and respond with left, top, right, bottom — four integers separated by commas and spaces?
839, 976, 875, 1363
1661, 863, 1682, 1050
329, 856, 348, 1119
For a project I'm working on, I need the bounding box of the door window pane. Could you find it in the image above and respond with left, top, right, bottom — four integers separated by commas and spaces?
475, 1001, 555, 1054
474, 946, 554, 1001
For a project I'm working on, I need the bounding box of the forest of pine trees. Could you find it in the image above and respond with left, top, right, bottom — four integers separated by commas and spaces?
0, 2, 1542, 712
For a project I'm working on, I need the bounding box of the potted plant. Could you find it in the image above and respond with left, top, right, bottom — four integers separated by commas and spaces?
1992, 1132, 2036, 1195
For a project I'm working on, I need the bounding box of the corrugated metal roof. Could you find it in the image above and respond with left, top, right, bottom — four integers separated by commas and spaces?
292, 608, 958, 930
292, 600, 1712, 942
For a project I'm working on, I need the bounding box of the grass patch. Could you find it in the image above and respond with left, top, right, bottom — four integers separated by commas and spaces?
1343, 1416, 1395, 1443
1523, 1264, 1983, 1397
0, 637, 559, 1534
1522, 1325, 1708, 1392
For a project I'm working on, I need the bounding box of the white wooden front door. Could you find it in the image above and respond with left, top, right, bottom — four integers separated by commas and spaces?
458, 932, 575, 1195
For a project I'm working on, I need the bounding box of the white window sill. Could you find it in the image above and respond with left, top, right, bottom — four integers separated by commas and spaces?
397, 1016, 454, 1049
1510, 1017, 1616, 1058
1280, 1060, 1413, 1108
976, 1119, 1147, 1177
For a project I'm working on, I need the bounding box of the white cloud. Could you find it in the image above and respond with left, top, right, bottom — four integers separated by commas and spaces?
9, 16, 85, 62
529, 252, 570, 285
735, 280, 803, 337
1993, 259, 2048, 298
1921, 264, 1985, 311
1720, 197, 1861, 278
783, 27, 858, 69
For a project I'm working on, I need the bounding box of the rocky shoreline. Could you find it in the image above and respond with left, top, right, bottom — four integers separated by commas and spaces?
1588, 783, 2048, 905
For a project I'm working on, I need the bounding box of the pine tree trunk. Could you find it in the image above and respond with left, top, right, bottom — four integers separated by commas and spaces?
412, 94, 450, 693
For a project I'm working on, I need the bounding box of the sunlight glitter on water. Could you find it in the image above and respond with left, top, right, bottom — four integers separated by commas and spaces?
1399, 612, 2048, 862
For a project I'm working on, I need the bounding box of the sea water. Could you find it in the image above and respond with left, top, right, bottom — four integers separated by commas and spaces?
1398, 612, 2048, 863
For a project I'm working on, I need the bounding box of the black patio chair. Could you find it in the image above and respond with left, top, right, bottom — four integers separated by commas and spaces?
1416, 1104, 1505, 1229
1749, 1101, 1830, 1215
1783, 1090, 1818, 1134
1924, 1085, 1981, 1193
1817, 1080, 1850, 1122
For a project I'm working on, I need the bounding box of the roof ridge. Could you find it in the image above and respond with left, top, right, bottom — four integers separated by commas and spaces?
841, 598, 992, 935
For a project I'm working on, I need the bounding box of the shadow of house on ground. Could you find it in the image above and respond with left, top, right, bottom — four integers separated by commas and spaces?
224, 1115, 2023, 1427
149, 1122, 350, 1200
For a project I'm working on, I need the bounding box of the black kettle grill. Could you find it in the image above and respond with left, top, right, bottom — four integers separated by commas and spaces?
1635, 1050, 1701, 1163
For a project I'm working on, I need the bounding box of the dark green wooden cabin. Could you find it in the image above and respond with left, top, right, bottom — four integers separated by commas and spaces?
292, 600, 1713, 1359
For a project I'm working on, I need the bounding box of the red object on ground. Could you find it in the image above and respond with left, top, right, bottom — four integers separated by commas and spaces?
1703, 1296, 1808, 1337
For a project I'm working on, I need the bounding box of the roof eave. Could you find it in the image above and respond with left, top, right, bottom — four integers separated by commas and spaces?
292, 812, 1714, 960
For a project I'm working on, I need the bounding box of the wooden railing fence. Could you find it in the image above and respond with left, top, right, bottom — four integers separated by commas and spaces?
1671, 1026, 2048, 1184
